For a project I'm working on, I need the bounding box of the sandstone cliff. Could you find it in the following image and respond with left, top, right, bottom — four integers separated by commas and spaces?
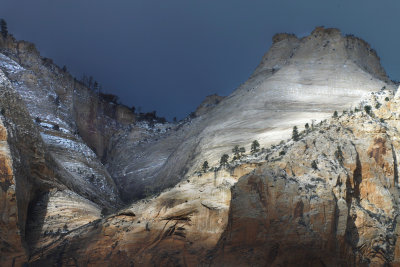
26, 85, 400, 266
108, 27, 394, 201
1, 27, 400, 266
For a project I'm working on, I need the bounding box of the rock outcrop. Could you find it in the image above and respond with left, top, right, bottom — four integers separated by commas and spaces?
108, 26, 394, 201
26, 88, 400, 266
0, 35, 125, 209
211, 94, 400, 265
2, 26, 400, 266
0, 69, 61, 266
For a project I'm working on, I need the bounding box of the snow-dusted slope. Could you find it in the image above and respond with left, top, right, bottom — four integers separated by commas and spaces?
0, 27, 393, 204
108, 27, 395, 200
0, 52, 121, 208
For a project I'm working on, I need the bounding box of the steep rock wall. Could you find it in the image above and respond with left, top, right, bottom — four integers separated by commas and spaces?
108, 27, 394, 201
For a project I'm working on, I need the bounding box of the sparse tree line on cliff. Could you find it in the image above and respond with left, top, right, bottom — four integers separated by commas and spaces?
197, 140, 262, 176
197, 103, 384, 177
0, 19, 176, 125
76, 72, 170, 124
1, 18, 8, 38
77, 74, 174, 124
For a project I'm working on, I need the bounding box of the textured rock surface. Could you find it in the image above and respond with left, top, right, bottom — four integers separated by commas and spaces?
28, 164, 259, 266
108, 27, 394, 201
0, 35, 138, 207
27, 89, 400, 266
0, 42, 120, 265
2, 27, 400, 266
0, 104, 27, 265
25, 90, 400, 266
0, 69, 61, 266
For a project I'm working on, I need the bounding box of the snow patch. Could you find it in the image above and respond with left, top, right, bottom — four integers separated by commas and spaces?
40, 133, 96, 158
0, 53, 24, 74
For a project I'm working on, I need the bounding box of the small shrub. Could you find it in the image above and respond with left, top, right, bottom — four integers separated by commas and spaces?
0, 108, 4, 116
364, 105, 372, 115
385, 97, 390, 101
251, 140, 260, 154
333, 110, 338, 118
35, 117, 41, 123
100, 93, 119, 104
311, 160, 318, 170
335, 146, 344, 164
375, 103, 381, 109
202, 161, 209, 173
292, 126, 299, 141
279, 150, 285, 156
53, 124, 60, 131
380, 118, 385, 123
232, 145, 240, 158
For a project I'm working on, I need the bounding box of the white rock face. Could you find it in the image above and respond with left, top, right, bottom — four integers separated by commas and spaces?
110, 27, 395, 200
0, 52, 121, 208
0, 27, 393, 203
200, 28, 390, 162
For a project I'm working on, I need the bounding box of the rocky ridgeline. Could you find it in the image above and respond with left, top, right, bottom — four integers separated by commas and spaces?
0, 35, 137, 265
109, 26, 395, 202
1, 26, 400, 266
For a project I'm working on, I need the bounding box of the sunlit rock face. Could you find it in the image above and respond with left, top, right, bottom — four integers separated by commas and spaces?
2, 26, 400, 266
0, 99, 27, 266
28, 88, 400, 266
109, 27, 394, 201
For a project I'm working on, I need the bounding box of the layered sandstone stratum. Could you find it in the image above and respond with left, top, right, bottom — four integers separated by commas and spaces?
1, 26, 400, 266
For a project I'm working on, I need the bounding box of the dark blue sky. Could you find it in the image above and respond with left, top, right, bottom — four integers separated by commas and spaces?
2, 0, 399, 119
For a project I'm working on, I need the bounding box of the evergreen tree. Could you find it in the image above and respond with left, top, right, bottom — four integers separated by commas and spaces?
202, 161, 209, 172
0, 19, 8, 38
364, 105, 372, 115
333, 110, 338, 118
232, 145, 240, 159
93, 81, 99, 93
305, 123, 310, 131
239, 147, 246, 155
220, 154, 229, 166
292, 126, 299, 141
251, 140, 260, 154
88, 76, 94, 90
